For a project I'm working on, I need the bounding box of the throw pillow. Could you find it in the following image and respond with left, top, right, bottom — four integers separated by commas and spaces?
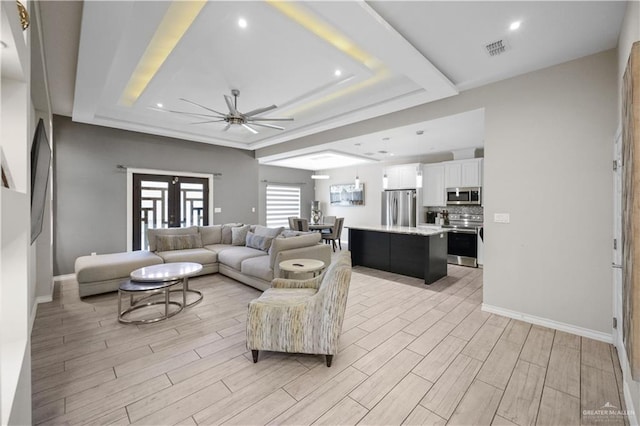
231, 224, 251, 246
155, 234, 203, 252
246, 231, 274, 252
221, 223, 243, 244
254, 225, 284, 238
199, 225, 222, 245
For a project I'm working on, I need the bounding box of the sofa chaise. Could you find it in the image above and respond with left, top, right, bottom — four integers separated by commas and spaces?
75, 224, 332, 297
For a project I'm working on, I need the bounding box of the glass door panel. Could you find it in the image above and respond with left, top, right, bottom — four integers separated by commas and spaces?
133, 174, 209, 250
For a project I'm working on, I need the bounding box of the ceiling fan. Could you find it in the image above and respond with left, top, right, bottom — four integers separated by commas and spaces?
159, 89, 293, 134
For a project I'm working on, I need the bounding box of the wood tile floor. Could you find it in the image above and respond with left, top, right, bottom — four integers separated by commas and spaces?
32, 253, 629, 425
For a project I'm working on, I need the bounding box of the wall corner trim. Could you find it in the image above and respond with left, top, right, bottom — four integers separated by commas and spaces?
482, 303, 613, 344
30, 295, 53, 333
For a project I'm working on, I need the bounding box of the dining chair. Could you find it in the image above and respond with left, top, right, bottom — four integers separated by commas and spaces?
322, 217, 344, 251
321, 216, 336, 234
296, 218, 309, 232
288, 216, 298, 230
322, 216, 336, 225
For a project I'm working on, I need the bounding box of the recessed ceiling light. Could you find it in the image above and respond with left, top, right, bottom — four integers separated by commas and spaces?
334, 69, 342, 77
416, 130, 424, 135
509, 21, 521, 31
156, 103, 163, 108
238, 18, 248, 29
354, 143, 361, 146
382, 137, 390, 141
389, 153, 395, 156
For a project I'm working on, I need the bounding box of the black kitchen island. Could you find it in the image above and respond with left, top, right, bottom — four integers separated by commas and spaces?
348, 225, 448, 284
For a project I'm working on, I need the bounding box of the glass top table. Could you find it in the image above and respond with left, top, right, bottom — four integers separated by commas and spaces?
130, 262, 203, 308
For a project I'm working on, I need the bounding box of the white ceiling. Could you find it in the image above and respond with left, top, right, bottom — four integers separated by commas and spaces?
264, 108, 485, 170
38, 1, 627, 163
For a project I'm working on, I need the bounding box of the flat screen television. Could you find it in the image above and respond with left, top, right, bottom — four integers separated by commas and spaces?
30, 119, 51, 244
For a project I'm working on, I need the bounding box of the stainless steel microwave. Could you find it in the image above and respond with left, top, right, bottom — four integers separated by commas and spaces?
446, 187, 482, 205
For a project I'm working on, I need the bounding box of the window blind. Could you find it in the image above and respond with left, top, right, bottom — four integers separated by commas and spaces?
266, 185, 301, 228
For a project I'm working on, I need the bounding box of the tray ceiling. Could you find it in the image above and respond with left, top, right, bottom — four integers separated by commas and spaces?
73, 1, 458, 150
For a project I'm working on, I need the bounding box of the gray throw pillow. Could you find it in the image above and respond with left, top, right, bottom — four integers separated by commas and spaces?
246, 231, 274, 252
199, 225, 222, 245
231, 225, 251, 246
155, 234, 203, 252
254, 225, 284, 238
221, 223, 243, 244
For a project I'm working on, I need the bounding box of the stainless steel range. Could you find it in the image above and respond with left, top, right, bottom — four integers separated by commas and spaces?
442, 213, 483, 267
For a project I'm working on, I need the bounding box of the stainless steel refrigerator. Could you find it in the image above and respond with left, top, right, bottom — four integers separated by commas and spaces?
381, 190, 416, 227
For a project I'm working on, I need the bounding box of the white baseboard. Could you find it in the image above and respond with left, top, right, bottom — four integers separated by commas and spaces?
482, 303, 613, 344
54, 273, 76, 282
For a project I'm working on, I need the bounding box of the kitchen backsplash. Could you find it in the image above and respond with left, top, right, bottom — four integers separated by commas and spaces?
424, 205, 483, 215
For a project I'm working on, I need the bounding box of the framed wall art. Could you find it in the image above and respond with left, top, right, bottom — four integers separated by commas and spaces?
330, 183, 364, 206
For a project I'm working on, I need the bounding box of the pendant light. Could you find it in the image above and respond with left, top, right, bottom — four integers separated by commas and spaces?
354, 172, 360, 190
382, 170, 388, 189
416, 166, 423, 189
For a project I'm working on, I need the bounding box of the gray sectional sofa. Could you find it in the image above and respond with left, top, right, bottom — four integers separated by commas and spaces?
74, 224, 332, 297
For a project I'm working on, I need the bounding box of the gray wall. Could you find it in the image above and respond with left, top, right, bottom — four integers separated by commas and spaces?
53, 115, 259, 274
258, 165, 315, 225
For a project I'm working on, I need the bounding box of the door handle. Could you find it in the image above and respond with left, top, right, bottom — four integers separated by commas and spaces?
612, 262, 623, 269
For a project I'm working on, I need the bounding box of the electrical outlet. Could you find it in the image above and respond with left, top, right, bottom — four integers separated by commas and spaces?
214, 207, 222, 213
91, 252, 97, 256
494, 213, 510, 223
251, 207, 255, 213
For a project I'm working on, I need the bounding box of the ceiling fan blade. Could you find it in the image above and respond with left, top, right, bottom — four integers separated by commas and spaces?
188, 119, 226, 125
149, 107, 223, 119
224, 95, 238, 115
243, 104, 277, 117
247, 117, 294, 122
222, 123, 231, 132
249, 122, 285, 131
179, 98, 227, 116
241, 123, 259, 134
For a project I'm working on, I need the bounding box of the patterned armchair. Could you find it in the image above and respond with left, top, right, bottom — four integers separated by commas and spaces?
246, 252, 352, 367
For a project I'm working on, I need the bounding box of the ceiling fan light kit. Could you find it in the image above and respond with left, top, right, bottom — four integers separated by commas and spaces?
163, 89, 293, 134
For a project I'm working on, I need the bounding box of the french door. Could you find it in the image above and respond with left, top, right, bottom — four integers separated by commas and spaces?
132, 174, 209, 250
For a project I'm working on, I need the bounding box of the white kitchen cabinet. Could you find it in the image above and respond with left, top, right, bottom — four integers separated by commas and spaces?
444, 162, 462, 188
384, 164, 420, 190
444, 159, 483, 188
422, 164, 445, 206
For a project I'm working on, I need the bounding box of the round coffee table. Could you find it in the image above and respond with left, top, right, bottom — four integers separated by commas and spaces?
130, 262, 204, 308
279, 259, 325, 279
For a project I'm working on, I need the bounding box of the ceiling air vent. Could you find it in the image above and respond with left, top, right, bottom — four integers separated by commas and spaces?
484, 38, 510, 57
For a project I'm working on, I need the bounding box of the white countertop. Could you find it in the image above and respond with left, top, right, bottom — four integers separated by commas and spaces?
346, 224, 447, 236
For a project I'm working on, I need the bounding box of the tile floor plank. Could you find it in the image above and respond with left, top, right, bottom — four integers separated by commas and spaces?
311, 397, 368, 426
358, 373, 433, 426
545, 342, 580, 398
448, 380, 503, 426
266, 367, 367, 426
496, 360, 546, 426
420, 353, 482, 419
350, 349, 423, 409
402, 405, 446, 426
519, 326, 554, 367
412, 335, 467, 383
536, 386, 580, 426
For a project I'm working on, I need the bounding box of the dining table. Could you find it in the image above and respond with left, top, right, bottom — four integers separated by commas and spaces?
308, 223, 333, 232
